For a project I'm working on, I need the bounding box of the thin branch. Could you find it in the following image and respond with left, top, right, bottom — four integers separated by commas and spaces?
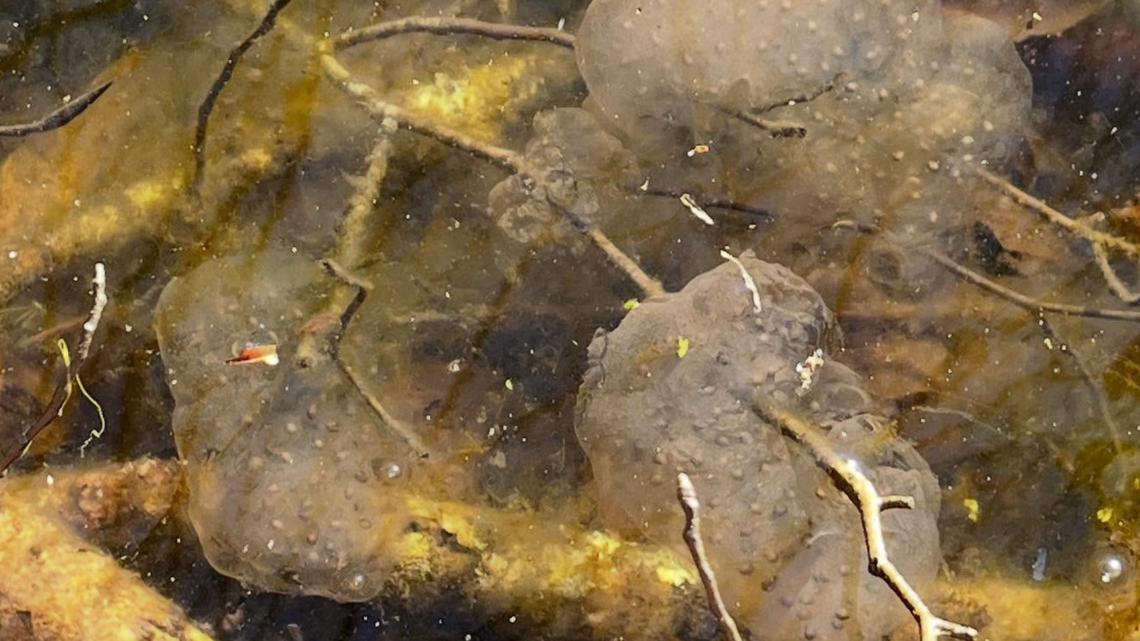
751, 395, 977, 641
320, 258, 430, 458
1092, 244, 1140, 304
1037, 316, 1124, 454
320, 50, 524, 171
192, 0, 295, 193
724, 107, 806, 138
751, 74, 844, 115
1, 263, 108, 475
833, 221, 1140, 324
640, 187, 774, 221
975, 166, 1140, 306
675, 473, 744, 641
336, 134, 392, 269
972, 166, 1140, 259
0, 81, 111, 138
922, 245, 1140, 323
581, 224, 666, 299
319, 49, 666, 299
333, 16, 575, 51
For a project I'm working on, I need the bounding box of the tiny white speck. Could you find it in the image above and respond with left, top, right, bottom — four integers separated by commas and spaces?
6, 250, 16, 259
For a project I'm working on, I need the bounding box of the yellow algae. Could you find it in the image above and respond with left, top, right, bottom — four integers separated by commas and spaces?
404, 494, 487, 551
963, 497, 981, 522
654, 560, 696, 587
403, 55, 542, 142
585, 530, 622, 556
676, 336, 690, 358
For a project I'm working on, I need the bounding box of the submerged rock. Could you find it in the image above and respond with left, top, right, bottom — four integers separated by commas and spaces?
574, 252, 942, 641
155, 251, 420, 601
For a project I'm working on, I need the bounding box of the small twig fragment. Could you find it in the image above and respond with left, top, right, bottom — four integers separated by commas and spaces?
681, 193, 715, 226
77, 262, 107, 362
225, 344, 280, 366
719, 249, 762, 313
676, 473, 744, 641
641, 187, 773, 221
0, 81, 111, 138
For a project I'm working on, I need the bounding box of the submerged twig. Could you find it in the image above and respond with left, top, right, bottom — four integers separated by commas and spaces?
726, 108, 806, 138
675, 473, 744, 641
1092, 243, 1140, 304
973, 166, 1140, 305
1036, 316, 1124, 453
833, 221, 1140, 324
1, 263, 108, 475
751, 395, 977, 641
972, 166, 1140, 259
319, 48, 666, 299
0, 81, 111, 138
192, 0, 295, 193
751, 74, 844, 115
336, 133, 393, 269
640, 187, 774, 221
333, 16, 576, 51
923, 245, 1140, 323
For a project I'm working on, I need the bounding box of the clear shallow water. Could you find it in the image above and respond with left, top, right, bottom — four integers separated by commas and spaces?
2, 1, 1140, 640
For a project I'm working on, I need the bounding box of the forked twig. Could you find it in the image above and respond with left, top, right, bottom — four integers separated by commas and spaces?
320, 258, 430, 458
973, 166, 1140, 304
0, 81, 111, 138
333, 16, 575, 51
1, 263, 108, 475
972, 166, 1140, 258
676, 473, 744, 641
318, 47, 666, 299
833, 221, 1140, 324
192, 0, 295, 193
751, 395, 977, 641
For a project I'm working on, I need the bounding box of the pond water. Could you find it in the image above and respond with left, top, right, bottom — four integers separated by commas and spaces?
2, 1, 1140, 640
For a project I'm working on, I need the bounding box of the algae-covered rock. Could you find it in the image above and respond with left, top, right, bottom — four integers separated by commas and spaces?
574, 252, 942, 641
155, 250, 420, 601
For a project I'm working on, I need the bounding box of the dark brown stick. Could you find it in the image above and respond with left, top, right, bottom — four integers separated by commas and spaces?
0, 81, 111, 138
192, 0, 295, 192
